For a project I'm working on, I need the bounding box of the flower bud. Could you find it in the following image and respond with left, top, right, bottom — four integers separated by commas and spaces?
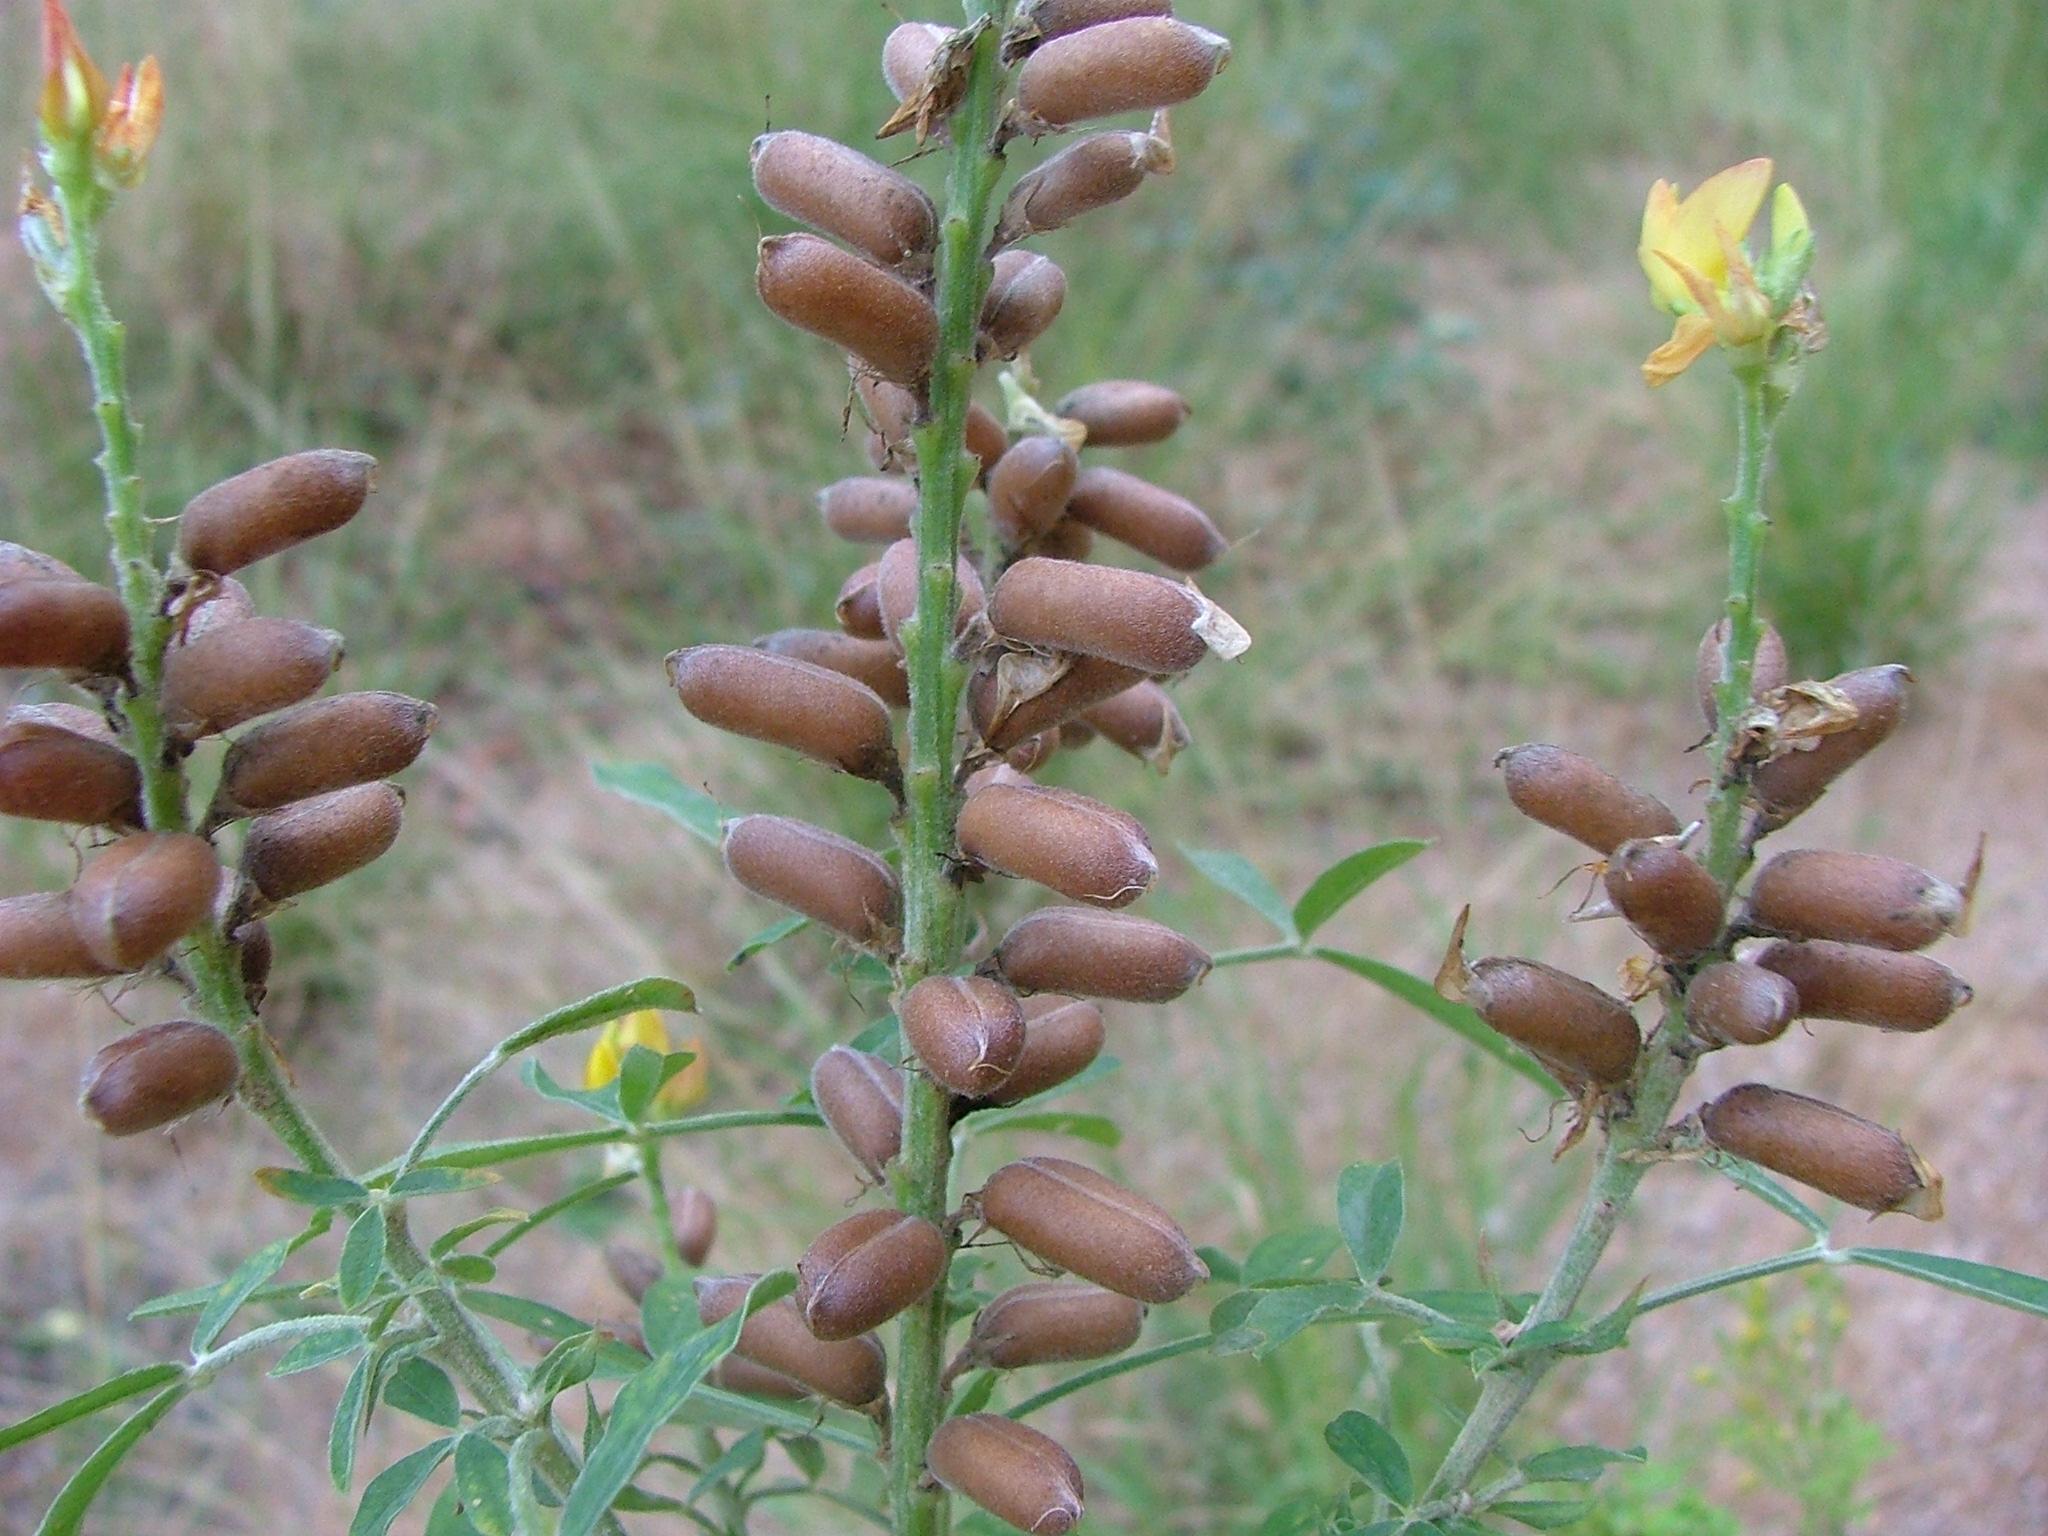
241, 783, 403, 903
92, 56, 163, 188
1695, 617, 1789, 728
70, 832, 221, 971
967, 402, 1010, 484
987, 436, 1080, 549
979, 250, 1068, 360
970, 652, 1149, 752
1746, 849, 1962, 952
0, 703, 141, 826
1056, 379, 1190, 446
605, 1243, 662, 1305
669, 644, 898, 783
926, 1414, 1084, 1536
797, 1208, 949, 1339
810, 1044, 905, 1181
979, 1155, 1207, 1302
159, 617, 344, 739
989, 557, 1245, 673
819, 476, 918, 544
0, 544, 129, 673
1751, 665, 1911, 826
177, 451, 377, 576
709, 1356, 811, 1400
993, 128, 1173, 245
79, 1020, 239, 1137
1603, 839, 1724, 959
214, 691, 437, 814
675, 1186, 718, 1267
1012, 0, 1176, 50
959, 782, 1156, 908
693, 1274, 888, 1408
882, 21, 952, 105
900, 974, 1027, 1098
1015, 17, 1229, 129
749, 131, 936, 270
1065, 465, 1226, 571
1463, 956, 1639, 1088
0, 891, 117, 979
990, 996, 1105, 1105
877, 539, 986, 650
836, 561, 887, 639
1683, 960, 1798, 1047
994, 906, 1210, 1003
961, 1280, 1144, 1369
1081, 681, 1188, 773
1495, 744, 1679, 855
756, 628, 909, 707
757, 234, 938, 386
1700, 1083, 1942, 1219
1754, 939, 1971, 1033
856, 374, 919, 471
722, 815, 901, 952
39, 0, 108, 147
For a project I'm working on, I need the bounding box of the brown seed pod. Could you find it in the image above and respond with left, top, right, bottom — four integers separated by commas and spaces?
1464, 956, 1639, 1088
722, 815, 901, 952
990, 996, 1106, 1105
1495, 743, 1680, 855
958, 782, 1156, 908
605, 1243, 663, 1305
0, 544, 128, 673
234, 921, 273, 1007
1603, 839, 1725, 959
1058, 719, 1098, 749
214, 691, 437, 814
70, 832, 222, 971
176, 575, 255, 642
979, 1155, 1207, 1303
1003, 731, 1060, 774
835, 562, 887, 639
1033, 519, 1096, 562
993, 128, 1174, 245
755, 629, 909, 707
177, 450, 376, 576
749, 131, 937, 270
0, 703, 142, 826
856, 374, 920, 471
818, 476, 918, 544
1080, 681, 1189, 773
78, 1020, 239, 1137
1700, 1083, 1943, 1219
1695, 616, 1790, 728
979, 250, 1068, 360
969, 652, 1150, 754
1012, 0, 1176, 51
927, 1414, 1084, 1536
811, 1044, 906, 1181
967, 402, 1010, 484
1755, 939, 1972, 1033
675, 1186, 718, 1267
988, 557, 1244, 673
1751, 665, 1911, 826
797, 1208, 949, 1340
961, 1280, 1144, 1369
668, 644, 898, 783
965, 760, 1037, 796
1683, 960, 1798, 1047
994, 906, 1210, 1002
757, 234, 938, 386
694, 1274, 888, 1408
900, 974, 1027, 1098
987, 436, 1080, 549
241, 783, 403, 903
709, 1355, 812, 1401
882, 21, 953, 105
1057, 379, 1190, 446
1015, 16, 1230, 128
877, 539, 986, 650
0, 892, 119, 979
159, 617, 344, 739
1065, 465, 1226, 571
1746, 848, 1963, 952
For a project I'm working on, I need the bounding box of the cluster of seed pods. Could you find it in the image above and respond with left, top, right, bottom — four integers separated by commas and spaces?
660, 4, 1235, 1529
1455, 621, 1959, 1219
0, 452, 435, 1139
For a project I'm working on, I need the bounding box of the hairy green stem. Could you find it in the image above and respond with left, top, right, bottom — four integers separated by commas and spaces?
641, 1137, 688, 1272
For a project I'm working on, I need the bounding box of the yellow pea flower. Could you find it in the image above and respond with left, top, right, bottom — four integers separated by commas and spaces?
584, 1010, 709, 1114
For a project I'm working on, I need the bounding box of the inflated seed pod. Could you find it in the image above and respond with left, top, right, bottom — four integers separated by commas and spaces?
1013, 0, 1175, 49
1081, 681, 1188, 773
1695, 616, 1790, 728
993, 128, 1173, 245
668, 644, 898, 783
958, 782, 1157, 908
159, 617, 344, 739
1746, 849, 1962, 952
1495, 744, 1680, 855
797, 1208, 949, 1340
810, 1044, 905, 1181
835, 562, 887, 639
876, 539, 986, 649
965, 760, 1036, 796
1464, 956, 1639, 1088
818, 476, 918, 544
961, 1280, 1144, 1369
1065, 465, 1226, 571
900, 974, 1027, 1098
605, 1243, 662, 1305
1015, 17, 1230, 128
722, 815, 901, 952
967, 402, 1010, 484
1004, 731, 1060, 774
882, 21, 952, 104
694, 1274, 888, 1408
969, 653, 1149, 754
994, 906, 1210, 1003
756, 628, 909, 708
241, 783, 403, 903
675, 1186, 718, 1267
989, 557, 1243, 673
856, 374, 919, 471
0, 892, 118, 979
0, 703, 142, 826
756, 234, 938, 386
233, 920, 273, 1007
78, 1020, 239, 1137
70, 832, 222, 971
987, 436, 1080, 548
0, 546, 129, 673
991, 997, 1106, 1105
1684, 961, 1798, 1047
1059, 719, 1098, 749
214, 691, 437, 814
178, 450, 376, 575
177, 575, 255, 642
1033, 518, 1096, 562
1056, 379, 1190, 446
1700, 1083, 1942, 1219
979, 250, 1067, 360
709, 1355, 811, 1401
1755, 939, 1972, 1033
927, 1414, 1084, 1536
1751, 665, 1911, 826
979, 1155, 1207, 1302
749, 131, 936, 270
1603, 839, 1725, 959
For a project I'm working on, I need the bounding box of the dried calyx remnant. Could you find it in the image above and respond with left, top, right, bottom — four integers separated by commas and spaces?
656, 4, 1235, 1529
2, 453, 435, 1135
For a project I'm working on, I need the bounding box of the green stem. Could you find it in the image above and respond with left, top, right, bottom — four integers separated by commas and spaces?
641, 1136, 688, 1272
1637, 1243, 1833, 1316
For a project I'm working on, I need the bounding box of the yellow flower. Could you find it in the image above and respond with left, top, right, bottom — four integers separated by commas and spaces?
1638, 157, 1791, 386
584, 1010, 708, 1114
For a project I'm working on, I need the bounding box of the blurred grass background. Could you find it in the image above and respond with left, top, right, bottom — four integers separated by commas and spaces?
1, 0, 2044, 1532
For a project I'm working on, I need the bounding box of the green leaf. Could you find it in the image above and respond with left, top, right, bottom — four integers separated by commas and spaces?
329, 1353, 374, 1491
729, 914, 807, 969
383, 1357, 461, 1428
1323, 1409, 1412, 1507
1493, 1499, 1597, 1530
1849, 1247, 2048, 1318
0, 1364, 186, 1454
592, 759, 723, 846
484, 1174, 633, 1258
1181, 846, 1300, 942
425, 1480, 482, 1536
1336, 1161, 1405, 1283
531, 1330, 605, 1404
950, 1369, 999, 1418
339, 1209, 388, 1310
641, 1273, 700, 1357
1241, 1226, 1343, 1287
1293, 840, 1430, 940
496, 975, 696, 1058
1556, 1282, 1644, 1356
256, 1168, 371, 1207
958, 1109, 1122, 1147
1310, 948, 1560, 1093
432, 1209, 529, 1259
270, 1321, 370, 1377
388, 1167, 500, 1199
129, 1277, 308, 1321
783, 1434, 827, 1483
1197, 1246, 1242, 1286
615, 1043, 669, 1123
454, 1434, 516, 1536
193, 1237, 294, 1353
440, 1254, 499, 1285
462, 1289, 595, 1340
1704, 1151, 1829, 1235
1214, 1282, 1367, 1356
845, 1013, 902, 1059
687, 1427, 767, 1503
350, 1436, 456, 1536
522, 1058, 625, 1124
1520, 1444, 1647, 1484
32, 1383, 187, 1536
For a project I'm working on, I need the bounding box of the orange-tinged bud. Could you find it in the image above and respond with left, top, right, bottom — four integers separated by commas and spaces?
796, 1208, 949, 1339
926, 1414, 1084, 1536
900, 974, 1027, 1099
93, 56, 164, 189
993, 906, 1210, 1003
39, 0, 108, 147
70, 832, 221, 971
722, 815, 901, 952
1700, 1083, 1942, 1219
1065, 465, 1226, 571
79, 1020, 238, 1137
979, 1155, 1207, 1302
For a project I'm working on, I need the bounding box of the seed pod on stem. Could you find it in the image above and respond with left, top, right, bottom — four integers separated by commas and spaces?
1056, 378, 1190, 446
1684, 960, 1798, 1047
979, 250, 1067, 360
1015, 18, 1229, 130
990, 996, 1105, 1105
856, 374, 920, 471
0, 703, 142, 826
877, 539, 986, 650
1603, 838, 1725, 959
978, 1155, 1207, 1302
882, 21, 952, 104
0, 892, 119, 979
958, 781, 1157, 908
1700, 1083, 1943, 1219
986, 435, 1080, 549
175, 575, 255, 644
749, 131, 937, 271
1082, 680, 1189, 772
836, 562, 887, 639
674, 1186, 717, 1266
926, 1414, 1085, 1536
1003, 731, 1059, 774
177, 450, 376, 575
1065, 465, 1227, 571
709, 1356, 811, 1401
1695, 616, 1790, 728
605, 1244, 662, 1305
78, 1020, 239, 1137
234, 920, 273, 1006
810, 1044, 905, 1181
1452, 941, 1640, 1088
159, 617, 344, 739
818, 476, 918, 544
900, 974, 1027, 1099
722, 815, 901, 952
755, 629, 909, 707
1034, 519, 1096, 562
669, 644, 898, 783
1746, 848, 1964, 952
993, 127, 1176, 245
241, 783, 403, 903
1754, 939, 1972, 1033
1495, 744, 1679, 855
214, 691, 437, 814
70, 832, 221, 971
0, 545, 129, 673
797, 1208, 950, 1340
756, 234, 938, 386
989, 557, 1247, 672
994, 906, 1210, 1002
969, 652, 1151, 752
1011, 0, 1175, 52
694, 1274, 888, 1408
957, 1280, 1144, 1371
967, 401, 1010, 483
1751, 664, 1911, 827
